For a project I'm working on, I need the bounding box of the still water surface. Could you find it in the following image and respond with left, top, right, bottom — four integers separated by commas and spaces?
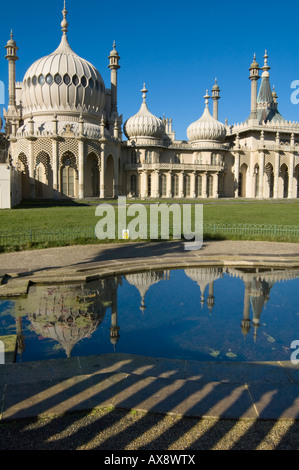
0, 266, 298, 363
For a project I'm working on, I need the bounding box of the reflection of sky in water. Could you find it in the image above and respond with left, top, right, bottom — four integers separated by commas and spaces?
0, 268, 298, 363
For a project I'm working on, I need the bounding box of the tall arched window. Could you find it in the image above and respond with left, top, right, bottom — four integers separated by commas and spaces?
195, 175, 202, 197
131, 174, 137, 195
184, 175, 191, 197
159, 174, 167, 197
147, 173, 152, 197
172, 174, 179, 197
207, 174, 213, 198
61, 155, 75, 197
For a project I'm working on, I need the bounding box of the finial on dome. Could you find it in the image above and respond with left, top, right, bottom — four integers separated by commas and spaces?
61, 0, 68, 35
262, 49, 270, 74
204, 90, 210, 108
141, 84, 148, 103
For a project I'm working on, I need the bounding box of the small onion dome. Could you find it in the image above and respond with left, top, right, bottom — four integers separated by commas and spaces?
250, 53, 259, 70
187, 91, 226, 142
123, 85, 165, 140
7, 30, 16, 47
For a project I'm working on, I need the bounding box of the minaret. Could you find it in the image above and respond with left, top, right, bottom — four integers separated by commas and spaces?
108, 41, 120, 116
249, 54, 260, 121
211, 78, 220, 120
5, 30, 18, 110
241, 281, 251, 338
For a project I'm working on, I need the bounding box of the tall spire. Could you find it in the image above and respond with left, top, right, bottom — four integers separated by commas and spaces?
61, 0, 68, 35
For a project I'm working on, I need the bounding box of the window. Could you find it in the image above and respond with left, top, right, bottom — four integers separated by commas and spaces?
172, 174, 179, 197
207, 175, 213, 198
61, 159, 75, 197
32, 76, 37, 86
81, 76, 87, 87
184, 175, 191, 197
145, 150, 152, 164
131, 174, 137, 195
64, 74, 71, 85
147, 174, 152, 197
72, 75, 79, 86
54, 73, 62, 85
46, 74, 53, 85
89, 78, 94, 89
196, 175, 202, 197
131, 149, 137, 164
159, 174, 167, 197
38, 74, 45, 85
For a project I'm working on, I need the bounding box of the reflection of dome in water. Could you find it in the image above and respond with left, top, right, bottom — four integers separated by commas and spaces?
126, 271, 169, 312
29, 284, 107, 357
185, 267, 223, 303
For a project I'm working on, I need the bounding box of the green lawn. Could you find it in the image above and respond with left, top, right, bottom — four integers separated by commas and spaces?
0, 199, 299, 252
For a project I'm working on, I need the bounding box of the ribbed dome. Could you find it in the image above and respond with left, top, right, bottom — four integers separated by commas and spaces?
187, 92, 226, 142
123, 85, 165, 140
22, 9, 105, 119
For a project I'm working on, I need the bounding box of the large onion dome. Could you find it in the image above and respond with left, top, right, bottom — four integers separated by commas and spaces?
21, 4, 106, 120
187, 91, 227, 143
123, 85, 165, 141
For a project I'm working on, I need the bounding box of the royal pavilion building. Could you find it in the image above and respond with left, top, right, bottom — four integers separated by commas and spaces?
0, 3, 299, 209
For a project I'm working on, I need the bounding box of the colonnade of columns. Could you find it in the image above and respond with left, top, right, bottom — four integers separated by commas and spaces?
128, 170, 221, 199
234, 151, 298, 199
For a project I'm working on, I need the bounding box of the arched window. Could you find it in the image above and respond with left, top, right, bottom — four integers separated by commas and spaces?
145, 150, 152, 164
131, 174, 137, 195
131, 149, 137, 164
147, 173, 152, 197
184, 175, 191, 197
159, 174, 167, 197
207, 174, 213, 198
61, 156, 75, 197
196, 175, 202, 197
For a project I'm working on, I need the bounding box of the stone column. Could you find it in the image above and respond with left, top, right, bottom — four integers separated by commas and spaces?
52, 139, 59, 198
179, 171, 184, 198
100, 151, 105, 199
214, 173, 219, 198
78, 140, 84, 199
288, 152, 294, 199
259, 151, 264, 199
114, 155, 119, 198
28, 141, 35, 199
154, 170, 160, 198
167, 171, 172, 198
234, 152, 240, 198
202, 172, 207, 198
191, 171, 196, 198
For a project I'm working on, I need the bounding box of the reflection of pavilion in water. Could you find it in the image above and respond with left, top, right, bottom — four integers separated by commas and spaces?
11, 266, 299, 359
14, 276, 121, 359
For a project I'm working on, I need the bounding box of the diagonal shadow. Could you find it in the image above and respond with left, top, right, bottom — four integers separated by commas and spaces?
1, 359, 299, 450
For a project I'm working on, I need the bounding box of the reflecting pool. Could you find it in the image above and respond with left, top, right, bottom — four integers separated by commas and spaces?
0, 266, 298, 363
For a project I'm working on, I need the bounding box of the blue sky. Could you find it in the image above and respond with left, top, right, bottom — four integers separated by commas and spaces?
1, 0, 299, 140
